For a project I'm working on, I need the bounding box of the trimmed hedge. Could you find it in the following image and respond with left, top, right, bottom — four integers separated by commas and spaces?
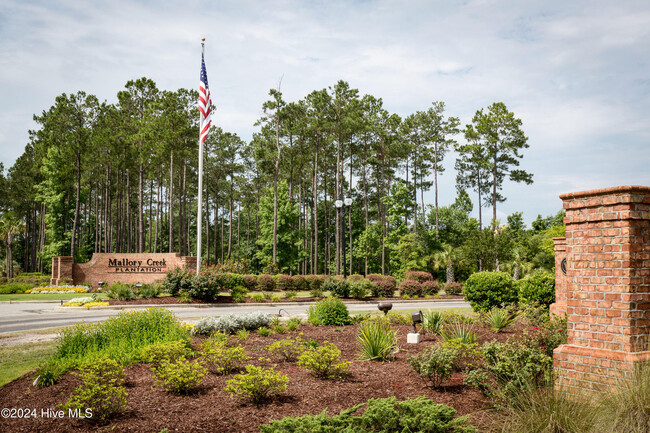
464, 271, 516, 312
405, 271, 434, 282
517, 271, 555, 307
399, 280, 422, 297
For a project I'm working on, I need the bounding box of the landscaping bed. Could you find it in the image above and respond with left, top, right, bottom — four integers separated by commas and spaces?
0, 318, 532, 433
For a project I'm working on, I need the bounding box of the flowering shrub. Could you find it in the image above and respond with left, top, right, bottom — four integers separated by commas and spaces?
274, 274, 293, 291
192, 311, 271, 335
519, 316, 567, 357
27, 286, 88, 294
405, 271, 434, 282
298, 341, 350, 379
291, 274, 307, 290
399, 280, 423, 297
243, 274, 257, 290
257, 274, 275, 291
225, 364, 289, 405
444, 282, 463, 295
421, 280, 440, 296
371, 279, 395, 298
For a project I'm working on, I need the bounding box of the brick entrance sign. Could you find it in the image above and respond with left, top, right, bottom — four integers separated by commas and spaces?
553, 185, 650, 394
51, 253, 197, 288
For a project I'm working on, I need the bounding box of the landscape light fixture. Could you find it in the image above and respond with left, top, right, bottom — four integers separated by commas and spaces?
334, 197, 353, 278
135, 283, 143, 288
378, 301, 393, 316
411, 310, 423, 334
97, 281, 104, 288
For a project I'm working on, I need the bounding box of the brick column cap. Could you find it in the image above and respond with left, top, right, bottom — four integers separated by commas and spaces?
559, 185, 650, 200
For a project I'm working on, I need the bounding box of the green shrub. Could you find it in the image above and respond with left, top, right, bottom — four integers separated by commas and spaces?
139, 340, 194, 365
225, 364, 289, 405
348, 278, 373, 300
230, 285, 248, 303
421, 280, 440, 296
257, 274, 275, 291
298, 341, 350, 379
162, 266, 193, 296
106, 282, 135, 300
201, 340, 250, 374
323, 276, 350, 298
444, 281, 463, 295
386, 312, 412, 325
136, 283, 162, 299
274, 274, 293, 291
62, 357, 127, 423
192, 311, 271, 335
464, 271, 516, 312
485, 307, 518, 332
357, 320, 397, 361
287, 317, 301, 332
0, 283, 32, 294
35, 358, 67, 387
307, 297, 352, 326
310, 287, 324, 298
291, 274, 307, 290
476, 340, 552, 397
260, 396, 477, 433
236, 329, 249, 340
305, 274, 326, 290
251, 293, 264, 302
517, 271, 556, 307
219, 273, 245, 291
257, 327, 272, 337
405, 270, 434, 282
399, 280, 422, 297
437, 340, 481, 372
284, 290, 297, 300
271, 323, 286, 334
266, 336, 305, 362
153, 357, 207, 394
409, 345, 459, 388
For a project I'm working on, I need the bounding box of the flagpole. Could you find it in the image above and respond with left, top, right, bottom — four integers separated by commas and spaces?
196, 38, 205, 275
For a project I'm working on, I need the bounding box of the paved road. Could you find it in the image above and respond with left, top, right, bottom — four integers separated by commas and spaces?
0, 299, 470, 334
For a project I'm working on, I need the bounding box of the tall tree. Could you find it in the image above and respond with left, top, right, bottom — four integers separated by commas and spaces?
470, 102, 533, 222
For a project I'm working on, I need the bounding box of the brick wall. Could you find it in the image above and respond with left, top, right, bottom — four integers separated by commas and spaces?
51, 253, 199, 288
554, 185, 650, 394
549, 237, 567, 318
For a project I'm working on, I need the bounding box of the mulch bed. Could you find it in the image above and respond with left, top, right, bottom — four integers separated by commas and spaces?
0, 320, 528, 433
106, 294, 464, 305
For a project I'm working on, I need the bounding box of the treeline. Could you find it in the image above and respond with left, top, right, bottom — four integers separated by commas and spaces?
0, 77, 562, 280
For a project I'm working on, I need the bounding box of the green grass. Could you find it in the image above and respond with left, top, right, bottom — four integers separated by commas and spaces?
0, 341, 57, 386
36, 308, 190, 386
0, 293, 109, 301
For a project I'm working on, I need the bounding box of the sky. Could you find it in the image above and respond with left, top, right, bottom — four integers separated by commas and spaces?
1, 0, 649, 226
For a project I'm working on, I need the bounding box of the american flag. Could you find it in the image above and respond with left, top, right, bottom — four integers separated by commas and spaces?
199, 52, 211, 143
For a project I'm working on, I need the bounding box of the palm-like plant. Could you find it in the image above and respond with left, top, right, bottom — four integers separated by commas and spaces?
0, 212, 25, 278
440, 321, 477, 344
422, 310, 444, 335
485, 308, 518, 332
357, 320, 397, 361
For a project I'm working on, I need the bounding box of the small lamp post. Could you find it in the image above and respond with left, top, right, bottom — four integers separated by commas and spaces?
378, 301, 393, 316
97, 281, 105, 291
408, 310, 423, 344
334, 197, 353, 279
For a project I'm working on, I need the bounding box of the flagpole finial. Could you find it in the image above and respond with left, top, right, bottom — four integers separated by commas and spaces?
202, 37, 205, 42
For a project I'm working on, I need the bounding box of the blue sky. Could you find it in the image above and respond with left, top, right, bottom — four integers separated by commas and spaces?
0, 0, 648, 225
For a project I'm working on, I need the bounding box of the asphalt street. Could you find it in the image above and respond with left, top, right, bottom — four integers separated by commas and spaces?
0, 299, 470, 334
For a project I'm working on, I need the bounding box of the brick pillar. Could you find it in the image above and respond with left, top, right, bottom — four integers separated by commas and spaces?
554, 185, 650, 395
549, 237, 567, 318
50, 256, 74, 286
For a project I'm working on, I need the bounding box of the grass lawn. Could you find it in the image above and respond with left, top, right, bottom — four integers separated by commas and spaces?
0, 293, 110, 302
0, 340, 56, 386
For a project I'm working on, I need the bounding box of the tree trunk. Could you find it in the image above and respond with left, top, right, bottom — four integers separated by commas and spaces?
71, 149, 81, 261
168, 151, 174, 253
